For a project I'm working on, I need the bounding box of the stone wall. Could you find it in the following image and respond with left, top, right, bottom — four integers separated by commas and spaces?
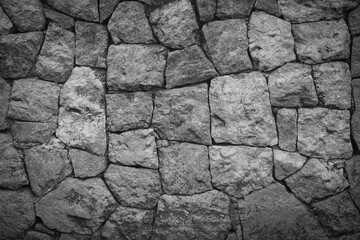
0, 0, 360, 239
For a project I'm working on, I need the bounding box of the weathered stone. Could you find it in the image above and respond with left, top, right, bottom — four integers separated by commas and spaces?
352, 36, 360, 78
153, 84, 211, 145
254, 0, 281, 17
69, 149, 107, 178
0, 77, 9, 129
24, 231, 53, 240
195, 0, 216, 22
109, 129, 158, 169
285, 158, 349, 203
351, 79, 360, 147
104, 164, 161, 209
107, 44, 167, 91
75, 21, 108, 68
149, 0, 198, 49
99, 0, 120, 23
313, 62, 351, 109
0, 0, 45, 32
34, 223, 55, 235
226, 233, 238, 240
297, 108, 352, 159
36, 177, 118, 234
0, 188, 35, 239
0, 32, 44, 78
249, 11, 295, 71
277, 108, 297, 151
106, 92, 153, 132
12, 122, 57, 148
202, 19, 252, 75
0, 6, 13, 34
210, 72, 277, 146
8, 78, 59, 122
209, 145, 273, 198
108, 1, 155, 44
273, 149, 306, 180
330, 233, 360, 240
216, 0, 256, 19
101, 206, 154, 240
293, 19, 351, 64
59, 234, 90, 240
238, 183, 328, 240
348, 6, 360, 36
36, 23, 75, 83
152, 190, 231, 240
43, 7, 74, 30
268, 63, 318, 107
345, 156, 360, 209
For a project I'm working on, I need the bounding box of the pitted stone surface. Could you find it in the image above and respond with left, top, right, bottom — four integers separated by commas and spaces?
277, 108, 297, 151
348, 6, 360, 36
0, 77, 10, 130
345, 156, 360, 209
254, 0, 281, 17
43, 7, 74, 30
352, 36, 360, 78
196, 0, 216, 22
216, 0, 256, 19
99, 0, 120, 23
69, 149, 107, 178
273, 149, 307, 180
0, 6, 13, 34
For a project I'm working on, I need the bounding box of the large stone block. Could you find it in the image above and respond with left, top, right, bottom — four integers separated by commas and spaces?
276, 108, 297, 151
69, 149, 107, 178
12, 122, 57, 148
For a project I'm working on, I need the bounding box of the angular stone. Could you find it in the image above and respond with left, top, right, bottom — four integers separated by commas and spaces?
238, 183, 328, 240
277, 108, 297, 152
216, 0, 256, 19
43, 7, 74, 30
104, 165, 161, 209
273, 149, 306, 180
99, 0, 120, 23
69, 149, 107, 178
153, 84, 211, 145
106, 92, 153, 132
254, 0, 281, 17
202, 19, 252, 75
0, 6, 13, 34
34, 223, 55, 235
195, 0, 216, 22
109, 129, 158, 169
149, 0, 198, 49
24, 231, 53, 240
0, 32, 44, 78
210, 72, 277, 146
75, 21, 108, 68
8, 78, 60, 122
297, 108, 352, 159
153, 190, 231, 240
209, 145, 273, 198
293, 19, 351, 64
0, 77, 10, 130
36, 23, 75, 83
349, 6, 360, 36
352, 36, 360, 78
107, 44, 167, 91
345, 156, 360, 209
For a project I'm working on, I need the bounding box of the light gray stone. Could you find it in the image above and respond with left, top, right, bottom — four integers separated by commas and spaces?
277, 108, 297, 152
273, 149, 306, 180
352, 36, 360, 78
0, 6, 13, 34
0, 77, 10, 130
99, 0, 120, 23
348, 6, 360, 36
43, 7, 74, 30
195, 0, 216, 22
24, 231, 53, 240
69, 149, 107, 178
345, 156, 360, 209
254, 0, 281, 17
216, 0, 256, 19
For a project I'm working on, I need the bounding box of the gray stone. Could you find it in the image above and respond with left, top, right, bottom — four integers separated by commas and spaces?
349, 6, 360, 36
345, 156, 360, 209
352, 36, 360, 78
106, 92, 153, 132
34, 223, 55, 235
216, 0, 256, 19
202, 19, 252, 75
277, 108, 297, 152
107, 44, 167, 91
43, 7, 74, 30
153, 84, 211, 145
254, 0, 281, 17
36, 23, 75, 83
209, 145, 273, 198
273, 149, 307, 180
104, 164, 161, 209
351, 80, 360, 149
293, 19, 351, 64
226, 233, 238, 240
152, 190, 231, 240
69, 149, 107, 178
0, 6, 13, 34
24, 231, 53, 240
195, 0, 216, 22
59, 234, 90, 240
99, 0, 120, 23
210, 72, 278, 146
0, 77, 9, 130
149, 0, 198, 49
297, 108, 352, 159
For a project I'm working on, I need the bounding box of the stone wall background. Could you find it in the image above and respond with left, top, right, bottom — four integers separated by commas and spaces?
0, 0, 360, 239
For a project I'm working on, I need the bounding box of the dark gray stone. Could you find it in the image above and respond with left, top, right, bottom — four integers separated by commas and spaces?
348, 6, 360, 36
216, 0, 256, 19
69, 149, 107, 178
0, 5, 13, 34
352, 36, 360, 78
0, 77, 10, 130
254, 0, 281, 17
24, 230, 53, 240
277, 108, 297, 152
99, 0, 120, 23
345, 156, 360, 209
195, 0, 216, 22
43, 7, 74, 30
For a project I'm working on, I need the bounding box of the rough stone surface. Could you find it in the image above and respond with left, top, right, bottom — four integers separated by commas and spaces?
36, 177, 118, 234
104, 164, 161, 209
348, 6, 360, 36
202, 19, 252, 75
69, 149, 107, 178
99, 0, 120, 23
36, 23, 75, 83
107, 44, 167, 91
273, 149, 307, 180
59, 234, 90, 240
106, 92, 153, 132
293, 19, 351, 64
238, 183, 328, 240
352, 36, 360, 78
216, 0, 256, 19
254, 0, 281, 17
108, 129, 158, 169
268, 63, 318, 107
249, 11, 296, 71
0, 77, 10, 130
152, 190, 231, 240
195, 0, 216, 22
43, 7, 74, 30
277, 108, 297, 152
149, 0, 198, 49
345, 156, 360, 209
24, 231, 53, 240
285, 158, 349, 203
297, 108, 352, 159
153, 84, 211, 145
210, 72, 277, 146
0, 6, 13, 34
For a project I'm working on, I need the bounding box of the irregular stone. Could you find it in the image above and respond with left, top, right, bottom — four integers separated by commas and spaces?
149, 0, 198, 49
108, 1, 155, 44
0, 133, 28, 189
107, 44, 167, 91
43, 7, 74, 30
36, 23, 75, 83
238, 183, 328, 240
0, 77, 10, 130
8, 78, 60, 122
345, 156, 360, 209
216, 0, 256, 19
293, 19, 351, 64
152, 190, 231, 240
352, 36, 360, 78
202, 19, 252, 75
34, 223, 55, 235
0, 6, 13, 34
153, 84, 211, 145
254, 0, 281, 17
297, 108, 352, 159
285, 158, 349, 203
36, 177, 118, 234
24, 231, 53, 240
99, 0, 120, 23
158, 142, 212, 195
277, 108, 297, 152
226, 233, 238, 240
106, 92, 153, 132
0, 188, 35, 239
46, 137, 66, 149
348, 6, 360, 36
313, 62, 351, 109
75, 21, 108, 68
195, 0, 216, 22
209, 145, 273, 198
249, 11, 295, 71
108, 129, 158, 169
209, 72, 277, 146
0, 32, 44, 78
59, 234, 90, 240
69, 149, 107, 178
273, 149, 307, 180
104, 164, 161, 209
